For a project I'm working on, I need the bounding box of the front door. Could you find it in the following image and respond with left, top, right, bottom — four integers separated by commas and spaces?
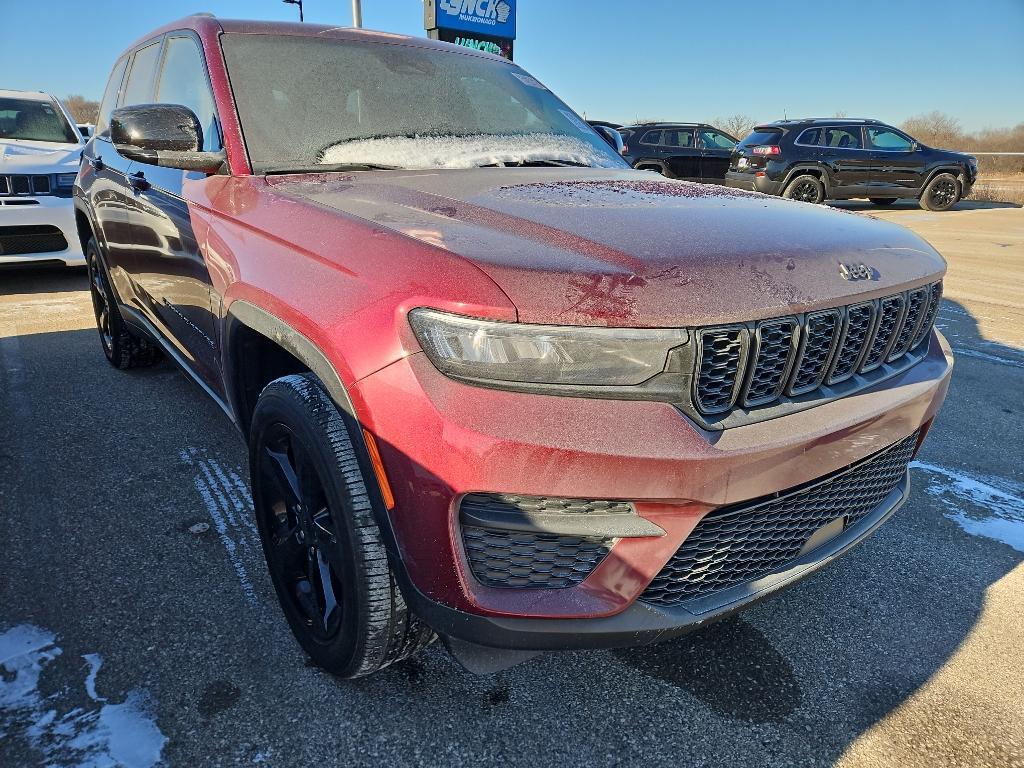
129, 33, 224, 392
662, 128, 699, 181
698, 128, 737, 182
865, 126, 922, 194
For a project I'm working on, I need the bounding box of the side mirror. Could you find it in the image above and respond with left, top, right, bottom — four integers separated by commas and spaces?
110, 104, 224, 173
593, 125, 626, 156
911, 141, 920, 152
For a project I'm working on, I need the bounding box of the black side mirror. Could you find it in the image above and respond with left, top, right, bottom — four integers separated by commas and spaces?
110, 104, 224, 173
593, 125, 626, 156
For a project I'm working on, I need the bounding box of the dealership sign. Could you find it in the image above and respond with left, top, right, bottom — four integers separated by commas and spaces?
425, 0, 516, 59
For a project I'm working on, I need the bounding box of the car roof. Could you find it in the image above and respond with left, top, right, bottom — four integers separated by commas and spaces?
125, 15, 507, 62
0, 89, 56, 102
623, 122, 704, 129
764, 118, 884, 126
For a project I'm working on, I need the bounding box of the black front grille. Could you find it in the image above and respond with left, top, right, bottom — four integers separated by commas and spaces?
828, 302, 875, 383
861, 294, 905, 372
641, 431, 918, 607
0, 225, 69, 256
0, 174, 56, 197
888, 287, 928, 361
690, 282, 942, 422
695, 328, 745, 413
462, 526, 612, 588
743, 319, 797, 406
788, 310, 840, 395
911, 282, 943, 350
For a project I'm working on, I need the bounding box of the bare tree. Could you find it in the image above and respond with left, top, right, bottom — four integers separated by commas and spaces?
713, 114, 757, 140
900, 111, 964, 150
63, 94, 100, 124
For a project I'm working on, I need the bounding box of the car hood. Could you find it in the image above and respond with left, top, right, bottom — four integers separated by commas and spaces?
0, 139, 81, 174
269, 168, 946, 327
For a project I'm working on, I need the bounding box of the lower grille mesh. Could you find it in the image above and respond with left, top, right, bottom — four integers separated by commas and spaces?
462, 526, 612, 588
640, 432, 919, 607
0, 225, 69, 256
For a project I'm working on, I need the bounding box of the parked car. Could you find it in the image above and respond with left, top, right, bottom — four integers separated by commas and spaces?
725, 118, 978, 210
76, 16, 952, 678
0, 89, 86, 267
619, 122, 738, 182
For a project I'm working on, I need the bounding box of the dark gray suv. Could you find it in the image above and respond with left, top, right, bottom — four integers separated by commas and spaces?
725, 118, 978, 210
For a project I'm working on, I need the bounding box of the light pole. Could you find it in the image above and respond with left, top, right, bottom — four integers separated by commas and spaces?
351, 0, 362, 27
282, 0, 304, 22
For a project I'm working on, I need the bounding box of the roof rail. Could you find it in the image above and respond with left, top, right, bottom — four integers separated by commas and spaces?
191, 11, 216, 17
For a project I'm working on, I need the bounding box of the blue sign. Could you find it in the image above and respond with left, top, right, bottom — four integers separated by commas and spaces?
427, 0, 516, 40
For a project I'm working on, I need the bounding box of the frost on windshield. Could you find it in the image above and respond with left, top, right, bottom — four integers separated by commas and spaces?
319, 133, 622, 170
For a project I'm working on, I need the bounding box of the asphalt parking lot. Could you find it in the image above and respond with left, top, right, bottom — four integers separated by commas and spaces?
1, 200, 1022, 768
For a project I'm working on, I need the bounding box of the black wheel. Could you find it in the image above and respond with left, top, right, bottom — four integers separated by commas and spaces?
250, 373, 433, 677
783, 174, 825, 204
920, 173, 961, 211
869, 197, 898, 206
86, 237, 159, 369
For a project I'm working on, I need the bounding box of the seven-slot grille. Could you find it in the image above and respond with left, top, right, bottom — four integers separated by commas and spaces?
640, 430, 919, 607
0, 174, 55, 196
692, 282, 942, 416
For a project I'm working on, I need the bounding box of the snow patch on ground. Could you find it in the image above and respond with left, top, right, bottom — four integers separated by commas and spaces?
320, 133, 621, 170
912, 461, 1024, 552
0, 625, 166, 768
180, 447, 260, 606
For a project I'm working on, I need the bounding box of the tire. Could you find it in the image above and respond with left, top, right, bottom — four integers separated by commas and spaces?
85, 237, 159, 369
782, 174, 825, 204
869, 197, 898, 206
919, 172, 961, 211
250, 373, 433, 677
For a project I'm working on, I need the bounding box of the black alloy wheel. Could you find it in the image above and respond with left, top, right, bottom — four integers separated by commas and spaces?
783, 174, 825, 204
920, 172, 961, 211
85, 237, 158, 369
256, 421, 345, 643
250, 373, 433, 677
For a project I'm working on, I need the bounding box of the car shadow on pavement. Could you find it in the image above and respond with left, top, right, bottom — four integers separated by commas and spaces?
831, 199, 1022, 212
2, 273, 1022, 766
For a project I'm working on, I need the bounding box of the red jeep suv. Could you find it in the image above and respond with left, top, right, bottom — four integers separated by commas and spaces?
74, 16, 952, 677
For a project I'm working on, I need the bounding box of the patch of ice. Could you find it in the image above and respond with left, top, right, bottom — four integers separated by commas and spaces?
912, 461, 1024, 552
319, 133, 621, 170
0, 625, 166, 768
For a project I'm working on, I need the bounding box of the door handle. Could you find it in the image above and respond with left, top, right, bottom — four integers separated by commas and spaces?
129, 171, 149, 193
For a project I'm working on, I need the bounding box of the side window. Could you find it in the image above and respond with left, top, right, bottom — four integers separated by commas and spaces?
95, 56, 128, 138
664, 130, 694, 148
156, 36, 222, 151
796, 127, 822, 146
121, 41, 162, 107
824, 127, 862, 149
640, 130, 662, 146
867, 127, 913, 152
700, 129, 736, 149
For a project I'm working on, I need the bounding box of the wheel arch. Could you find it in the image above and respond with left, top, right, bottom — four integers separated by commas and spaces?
223, 300, 357, 436
921, 165, 966, 191
781, 164, 832, 192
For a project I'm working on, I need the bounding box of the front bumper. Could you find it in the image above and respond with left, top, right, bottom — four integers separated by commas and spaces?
725, 170, 783, 195
353, 331, 952, 648
0, 195, 84, 266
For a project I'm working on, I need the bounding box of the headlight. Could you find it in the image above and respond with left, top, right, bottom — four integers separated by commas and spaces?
56, 173, 77, 187
409, 308, 687, 387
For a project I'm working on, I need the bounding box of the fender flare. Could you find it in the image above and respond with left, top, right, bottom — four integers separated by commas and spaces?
223, 300, 356, 422
781, 164, 833, 192
921, 165, 966, 192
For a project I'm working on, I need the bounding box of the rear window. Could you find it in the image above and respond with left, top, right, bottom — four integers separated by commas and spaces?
796, 127, 822, 146
739, 128, 783, 147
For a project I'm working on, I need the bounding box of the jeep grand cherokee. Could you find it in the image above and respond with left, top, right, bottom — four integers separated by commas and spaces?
74, 16, 952, 677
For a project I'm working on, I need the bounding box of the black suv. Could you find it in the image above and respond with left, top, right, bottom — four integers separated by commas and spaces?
725, 118, 978, 211
620, 122, 738, 182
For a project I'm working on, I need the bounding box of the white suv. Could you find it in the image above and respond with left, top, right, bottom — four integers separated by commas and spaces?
0, 89, 86, 267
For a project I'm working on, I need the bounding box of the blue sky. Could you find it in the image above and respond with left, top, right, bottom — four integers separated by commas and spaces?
3, 0, 1022, 132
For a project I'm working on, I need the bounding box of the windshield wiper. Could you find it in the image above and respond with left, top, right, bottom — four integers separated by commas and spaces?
477, 159, 593, 168
262, 162, 399, 175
